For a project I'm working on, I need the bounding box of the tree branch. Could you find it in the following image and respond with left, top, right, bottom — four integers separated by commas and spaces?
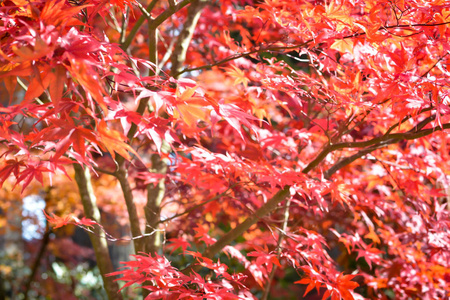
144, 152, 168, 255
148, 27, 158, 76
157, 187, 234, 224
115, 10, 162, 259
73, 164, 123, 300
420, 52, 449, 78
119, 6, 130, 44
189, 186, 291, 268
116, 166, 145, 253
93, 166, 117, 177
384, 106, 434, 135
175, 41, 312, 76
23, 226, 51, 300
261, 199, 291, 300
184, 122, 450, 272
170, 0, 208, 78
342, 21, 450, 39
149, 0, 193, 30
323, 144, 388, 179
388, 21, 450, 28
302, 115, 440, 174
324, 122, 450, 178
121, 0, 159, 51
175, 21, 450, 76
113, 97, 149, 258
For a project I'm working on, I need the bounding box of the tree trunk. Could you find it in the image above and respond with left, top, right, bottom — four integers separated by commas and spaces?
73, 164, 123, 300
144, 150, 169, 255
170, 0, 208, 78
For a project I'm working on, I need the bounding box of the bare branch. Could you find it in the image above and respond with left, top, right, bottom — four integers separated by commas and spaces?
158, 34, 177, 69
148, 27, 158, 76
93, 166, 117, 177
119, 6, 130, 44
144, 153, 168, 255
392, 21, 450, 28
420, 52, 449, 78
323, 144, 387, 179
116, 12, 162, 260
157, 186, 234, 224
384, 106, 434, 135
135, 1, 153, 20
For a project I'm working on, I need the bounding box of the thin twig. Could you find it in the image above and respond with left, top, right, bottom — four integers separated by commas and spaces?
384, 106, 434, 135
93, 166, 117, 177
176, 21, 450, 76
175, 41, 313, 76
157, 187, 234, 224
420, 52, 449, 78
135, 1, 152, 20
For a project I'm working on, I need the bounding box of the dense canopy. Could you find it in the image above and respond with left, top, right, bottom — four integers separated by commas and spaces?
1, 0, 450, 299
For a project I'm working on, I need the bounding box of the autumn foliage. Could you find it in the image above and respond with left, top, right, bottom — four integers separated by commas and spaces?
1, 0, 450, 299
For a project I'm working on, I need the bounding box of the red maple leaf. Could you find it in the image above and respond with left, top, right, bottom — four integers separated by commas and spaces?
43, 211, 73, 229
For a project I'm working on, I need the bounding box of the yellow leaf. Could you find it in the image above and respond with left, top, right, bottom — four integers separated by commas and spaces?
224, 65, 249, 87
330, 39, 354, 54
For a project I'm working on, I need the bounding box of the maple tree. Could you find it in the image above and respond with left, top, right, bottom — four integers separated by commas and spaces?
1, 0, 450, 299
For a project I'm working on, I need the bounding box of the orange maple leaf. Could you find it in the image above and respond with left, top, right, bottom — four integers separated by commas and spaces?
96, 120, 139, 161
